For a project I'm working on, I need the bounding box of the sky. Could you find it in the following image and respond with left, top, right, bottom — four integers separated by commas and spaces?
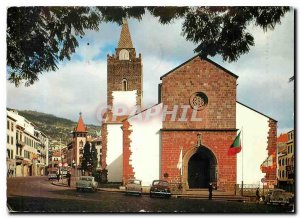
6, 9, 294, 135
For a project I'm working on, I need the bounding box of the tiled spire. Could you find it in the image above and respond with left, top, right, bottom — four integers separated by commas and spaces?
75, 112, 87, 132
118, 18, 133, 48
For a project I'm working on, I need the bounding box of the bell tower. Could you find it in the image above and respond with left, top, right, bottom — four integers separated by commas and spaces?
107, 19, 143, 111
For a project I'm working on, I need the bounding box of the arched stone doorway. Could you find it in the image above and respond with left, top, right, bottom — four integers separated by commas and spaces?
183, 146, 217, 189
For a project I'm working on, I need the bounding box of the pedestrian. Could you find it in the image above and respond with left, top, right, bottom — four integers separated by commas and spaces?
67, 171, 71, 187
56, 172, 60, 182
208, 182, 213, 200
256, 187, 260, 203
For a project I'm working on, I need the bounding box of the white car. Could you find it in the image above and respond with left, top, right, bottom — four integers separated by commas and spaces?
76, 176, 98, 192
125, 179, 142, 196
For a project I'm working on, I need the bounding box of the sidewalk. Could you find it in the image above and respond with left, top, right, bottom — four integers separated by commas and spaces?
50, 181, 250, 202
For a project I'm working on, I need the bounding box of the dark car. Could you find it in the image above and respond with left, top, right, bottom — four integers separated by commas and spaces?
48, 173, 57, 180
150, 180, 171, 198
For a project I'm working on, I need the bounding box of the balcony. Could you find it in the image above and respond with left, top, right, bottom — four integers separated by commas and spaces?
15, 155, 24, 160
16, 140, 26, 147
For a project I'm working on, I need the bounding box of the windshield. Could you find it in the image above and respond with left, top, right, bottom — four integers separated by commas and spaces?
128, 180, 141, 185
80, 177, 92, 181
153, 180, 169, 186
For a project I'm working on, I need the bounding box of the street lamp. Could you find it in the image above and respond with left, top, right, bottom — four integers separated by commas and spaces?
72, 159, 77, 181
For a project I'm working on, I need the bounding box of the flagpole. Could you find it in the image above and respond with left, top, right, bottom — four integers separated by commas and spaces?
241, 126, 244, 196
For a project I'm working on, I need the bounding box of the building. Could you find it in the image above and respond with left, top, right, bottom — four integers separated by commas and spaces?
6, 114, 17, 177
101, 20, 277, 193
90, 136, 102, 170
48, 151, 62, 173
277, 130, 294, 192
6, 109, 49, 177
237, 102, 277, 188
65, 113, 88, 169
101, 19, 142, 182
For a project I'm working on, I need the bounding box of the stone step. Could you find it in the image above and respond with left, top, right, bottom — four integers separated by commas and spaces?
174, 194, 250, 202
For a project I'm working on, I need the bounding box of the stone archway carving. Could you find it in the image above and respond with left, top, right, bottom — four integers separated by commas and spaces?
182, 145, 218, 190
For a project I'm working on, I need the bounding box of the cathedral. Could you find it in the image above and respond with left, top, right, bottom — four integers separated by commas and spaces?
101, 20, 277, 193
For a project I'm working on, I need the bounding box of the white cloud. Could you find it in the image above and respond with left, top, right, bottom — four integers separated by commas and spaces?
7, 60, 107, 125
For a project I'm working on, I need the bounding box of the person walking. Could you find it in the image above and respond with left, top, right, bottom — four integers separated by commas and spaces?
67, 171, 71, 187
208, 182, 213, 200
56, 171, 60, 182
256, 187, 260, 203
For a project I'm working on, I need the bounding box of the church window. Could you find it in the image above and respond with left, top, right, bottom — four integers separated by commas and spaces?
189, 92, 208, 110
79, 141, 83, 148
122, 79, 128, 91
119, 49, 129, 60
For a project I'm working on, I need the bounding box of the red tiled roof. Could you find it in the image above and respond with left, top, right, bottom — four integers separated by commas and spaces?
75, 114, 87, 132
277, 133, 288, 143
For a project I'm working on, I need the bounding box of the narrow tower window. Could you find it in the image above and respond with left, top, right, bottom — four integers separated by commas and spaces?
122, 79, 128, 91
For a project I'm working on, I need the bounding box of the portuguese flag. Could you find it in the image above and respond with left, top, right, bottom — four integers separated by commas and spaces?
228, 131, 242, 156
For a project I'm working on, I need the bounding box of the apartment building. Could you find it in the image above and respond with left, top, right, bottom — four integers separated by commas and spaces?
277, 130, 294, 192
6, 109, 49, 177
6, 114, 17, 177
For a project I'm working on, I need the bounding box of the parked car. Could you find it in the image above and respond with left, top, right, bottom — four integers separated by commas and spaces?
125, 179, 142, 196
48, 173, 57, 180
264, 189, 292, 205
76, 176, 98, 192
60, 170, 68, 178
150, 180, 171, 198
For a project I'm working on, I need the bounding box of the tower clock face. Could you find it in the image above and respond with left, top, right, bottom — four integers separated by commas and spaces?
119, 49, 129, 60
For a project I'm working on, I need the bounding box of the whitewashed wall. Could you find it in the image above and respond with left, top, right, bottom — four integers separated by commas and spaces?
236, 102, 270, 186
112, 90, 137, 114
106, 124, 123, 182
127, 103, 163, 186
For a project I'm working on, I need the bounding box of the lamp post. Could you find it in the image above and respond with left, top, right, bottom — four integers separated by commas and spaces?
72, 159, 77, 181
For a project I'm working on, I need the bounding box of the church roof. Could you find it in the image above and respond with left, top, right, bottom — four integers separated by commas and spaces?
118, 19, 134, 48
160, 54, 238, 80
237, 101, 277, 122
75, 113, 87, 132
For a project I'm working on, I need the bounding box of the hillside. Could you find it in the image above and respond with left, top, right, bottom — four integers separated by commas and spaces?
9, 109, 100, 149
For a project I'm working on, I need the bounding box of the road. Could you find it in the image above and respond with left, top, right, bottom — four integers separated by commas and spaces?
7, 176, 292, 213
